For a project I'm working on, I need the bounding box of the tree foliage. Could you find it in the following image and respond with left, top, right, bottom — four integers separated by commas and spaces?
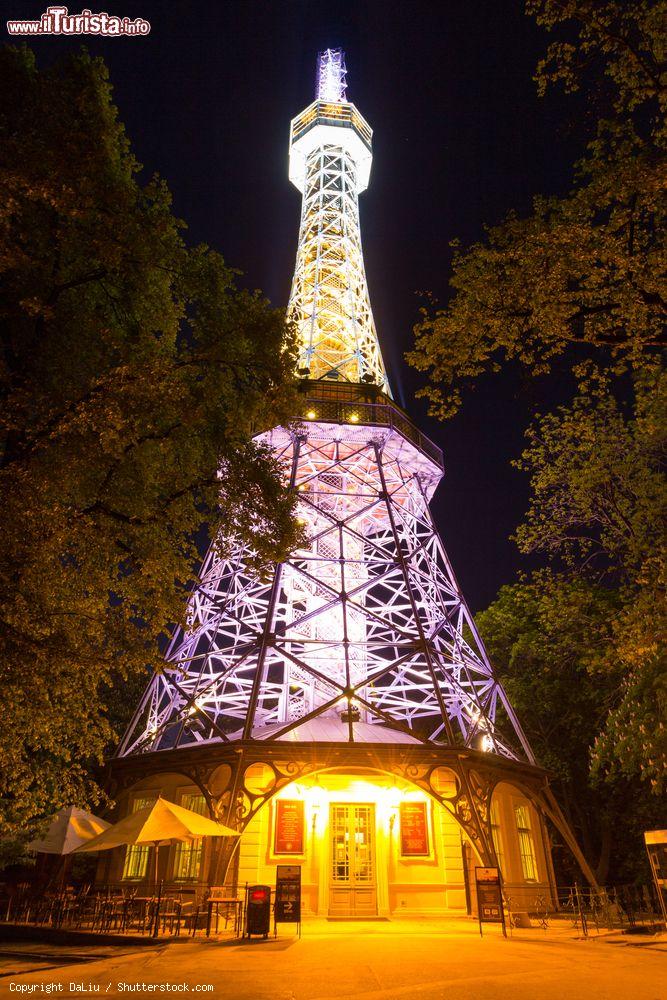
514, 365, 665, 585
477, 573, 664, 882
514, 366, 666, 794
0, 46, 301, 835
408, 0, 665, 419
406, 1, 666, 808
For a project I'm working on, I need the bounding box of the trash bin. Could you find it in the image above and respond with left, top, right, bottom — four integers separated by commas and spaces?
245, 884, 271, 938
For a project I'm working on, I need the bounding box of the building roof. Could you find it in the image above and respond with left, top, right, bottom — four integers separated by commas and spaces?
243, 718, 422, 744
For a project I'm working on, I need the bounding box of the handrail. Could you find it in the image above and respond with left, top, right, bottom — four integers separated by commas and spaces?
291, 100, 372, 150
297, 381, 443, 469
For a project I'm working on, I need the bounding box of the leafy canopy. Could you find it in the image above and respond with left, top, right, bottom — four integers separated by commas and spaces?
0, 46, 301, 835
477, 572, 664, 882
406, 1, 666, 806
408, 0, 665, 419
513, 366, 666, 794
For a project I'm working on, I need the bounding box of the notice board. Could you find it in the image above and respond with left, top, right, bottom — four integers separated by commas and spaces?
274, 864, 301, 925
399, 801, 429, 857
475, 866, 506, 937
273, 799, 304, 855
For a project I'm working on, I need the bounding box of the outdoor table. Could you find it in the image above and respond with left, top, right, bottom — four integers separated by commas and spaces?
206, 897, 243, 937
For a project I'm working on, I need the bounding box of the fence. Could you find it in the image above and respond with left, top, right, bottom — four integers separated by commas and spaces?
502, 882, 664, 936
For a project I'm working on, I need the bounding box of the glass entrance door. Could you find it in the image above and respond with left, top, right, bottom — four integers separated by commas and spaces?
329, 803, 377, 916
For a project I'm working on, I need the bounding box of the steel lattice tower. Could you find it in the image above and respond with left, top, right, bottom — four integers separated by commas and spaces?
119, 50, 534, 765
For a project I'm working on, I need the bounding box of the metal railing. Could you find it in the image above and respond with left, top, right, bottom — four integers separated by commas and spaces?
502, 882, 665, 937
291, 100, 372, 150
298, 380, 444, 470
0, 879, 243, 938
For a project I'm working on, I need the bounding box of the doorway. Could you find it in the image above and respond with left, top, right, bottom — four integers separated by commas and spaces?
329, 803, 377, 916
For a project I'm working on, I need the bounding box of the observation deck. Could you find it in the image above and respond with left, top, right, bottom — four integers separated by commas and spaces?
297, 380, 444, 471
289, 100, 373, 193
291, 100, 372, 150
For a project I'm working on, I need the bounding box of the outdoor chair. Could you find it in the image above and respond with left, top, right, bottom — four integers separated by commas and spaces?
92, 894, 124, 932
0, 883, 12, 921
159, 895, 182, 935
183, 903, 206, 936
50, 889, 78, 928
66, 884, 91, 927
169, 889, 199, 936
72, 889, 99, 929
30, 890, 58, 925
7, 883, 33, 923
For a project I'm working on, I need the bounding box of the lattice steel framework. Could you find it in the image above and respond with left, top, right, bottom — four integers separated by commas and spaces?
120, 389, 533, 761
286, 51, 390, 393
316, 47, 347, 103
119, 52, 533, 768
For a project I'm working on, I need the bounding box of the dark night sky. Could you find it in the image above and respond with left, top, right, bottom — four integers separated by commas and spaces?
8, 0, 586, 611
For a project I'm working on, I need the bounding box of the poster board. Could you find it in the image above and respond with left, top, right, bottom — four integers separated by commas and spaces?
399, 801, 430, 857
644, 830, 667, 923
475, 866, 506, 937
274, 864, 301, 936
273, 799, 304, 855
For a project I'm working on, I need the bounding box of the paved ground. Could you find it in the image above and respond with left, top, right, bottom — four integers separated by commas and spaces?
1, 918, 665, 1000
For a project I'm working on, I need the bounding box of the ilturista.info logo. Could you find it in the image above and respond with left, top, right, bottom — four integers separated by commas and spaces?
6, 5, 151, 36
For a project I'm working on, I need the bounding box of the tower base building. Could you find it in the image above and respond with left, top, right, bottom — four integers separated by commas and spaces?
106, 50, 594, 920
107, 742, 559, 918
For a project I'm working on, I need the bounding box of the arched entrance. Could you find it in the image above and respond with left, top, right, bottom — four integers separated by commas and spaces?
229, 763, 491, 918
107, 740, 597, 909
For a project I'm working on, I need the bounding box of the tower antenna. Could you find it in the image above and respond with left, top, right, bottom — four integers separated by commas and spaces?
316, 47, 347, 102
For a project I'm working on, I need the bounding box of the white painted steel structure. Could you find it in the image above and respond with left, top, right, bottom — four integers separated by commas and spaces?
119, 51, 533, 765
287, 49, 388, 393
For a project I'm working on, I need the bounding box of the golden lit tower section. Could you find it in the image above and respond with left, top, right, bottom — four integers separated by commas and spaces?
287, 48, 390, 394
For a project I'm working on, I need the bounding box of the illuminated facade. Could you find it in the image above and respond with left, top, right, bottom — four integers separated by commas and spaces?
110, 50, 594, 918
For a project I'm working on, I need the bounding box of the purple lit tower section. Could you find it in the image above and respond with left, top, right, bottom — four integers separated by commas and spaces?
119, 49, 534, 763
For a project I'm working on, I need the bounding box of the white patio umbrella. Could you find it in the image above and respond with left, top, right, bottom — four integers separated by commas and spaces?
74, 796, 237, 885
73, 797, 238, 936
28, 805, 111, 855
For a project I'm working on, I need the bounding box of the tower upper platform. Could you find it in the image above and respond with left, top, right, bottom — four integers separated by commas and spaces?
289, 100, 373, 194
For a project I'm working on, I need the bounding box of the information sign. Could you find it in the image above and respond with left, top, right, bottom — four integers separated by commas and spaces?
475, 866, 506, 937
644, 830, 667, 924
399, 801, 429, 857
274, 799, 304, 855
274, 864, 301, 936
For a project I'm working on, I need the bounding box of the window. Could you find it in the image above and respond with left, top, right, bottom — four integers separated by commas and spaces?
122, 795, 156, 879
172, 794, 207, 881
489, 799, 505, 874
514, 804, 538, 882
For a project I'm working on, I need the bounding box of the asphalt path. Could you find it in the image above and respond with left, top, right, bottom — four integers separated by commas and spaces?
1, 920, 665, 1000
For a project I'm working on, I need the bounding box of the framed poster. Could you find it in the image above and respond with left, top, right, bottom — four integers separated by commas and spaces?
399, 801, 430, 857
273, 799, 304, 855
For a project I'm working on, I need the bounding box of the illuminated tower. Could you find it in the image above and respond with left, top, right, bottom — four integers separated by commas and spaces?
116, 51, 595, 903
287, 49, 389, 393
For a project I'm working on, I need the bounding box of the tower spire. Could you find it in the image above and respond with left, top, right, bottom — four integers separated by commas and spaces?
316, 48, 347, 102
288, 50, 390, 394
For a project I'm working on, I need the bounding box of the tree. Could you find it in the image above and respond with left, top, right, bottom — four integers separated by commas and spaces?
0, 46, 302, 836
406, 1, 666, 807
407, 0, 665, 419
514, 365, 666, 794
477, 572, 664, 883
